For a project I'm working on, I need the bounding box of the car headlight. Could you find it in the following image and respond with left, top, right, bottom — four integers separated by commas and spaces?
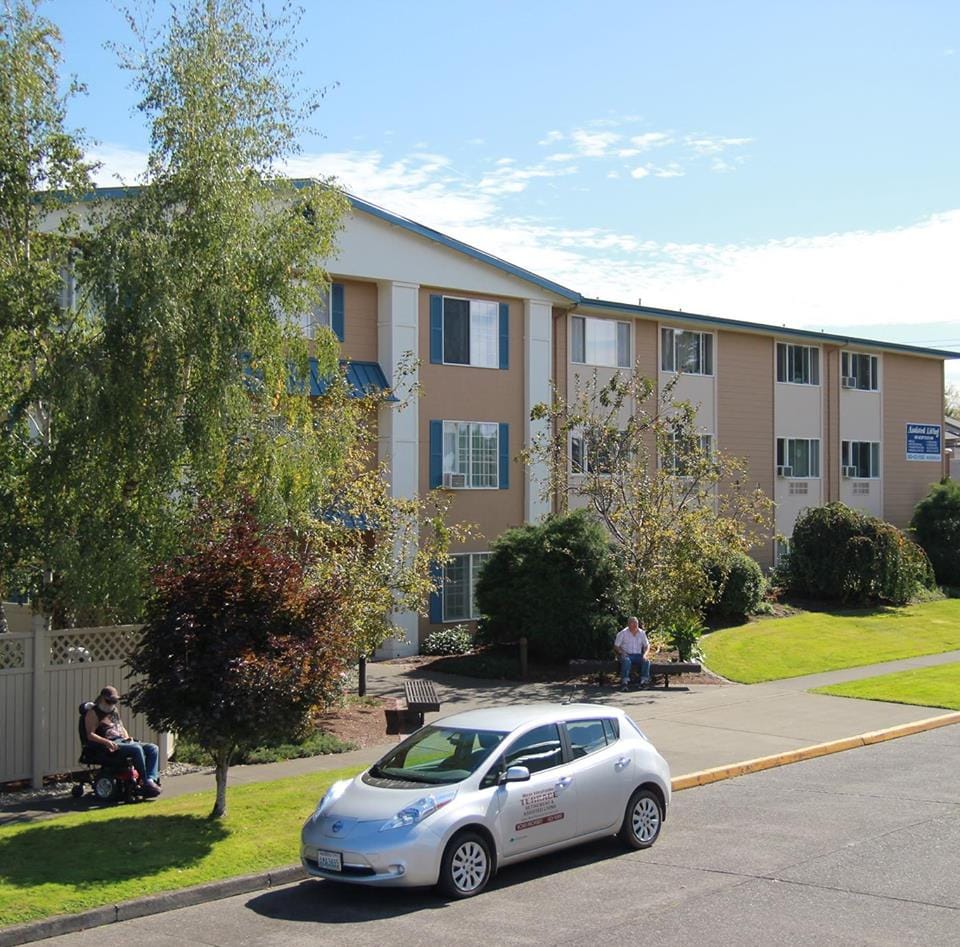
380, 789, 457, 832
312, 778, 352, 819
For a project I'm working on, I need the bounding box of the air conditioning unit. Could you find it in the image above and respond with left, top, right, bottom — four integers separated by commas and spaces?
841, 376, 857, 389
442, 472, 466, 488
841, 465, 858, 479
776, 465, 793, 478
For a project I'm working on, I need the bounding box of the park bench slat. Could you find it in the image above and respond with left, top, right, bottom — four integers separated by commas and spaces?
403, 678, 441, 712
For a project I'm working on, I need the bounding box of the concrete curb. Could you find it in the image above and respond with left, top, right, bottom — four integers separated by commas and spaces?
670, 710, 960, 791
3, 710, 959, 947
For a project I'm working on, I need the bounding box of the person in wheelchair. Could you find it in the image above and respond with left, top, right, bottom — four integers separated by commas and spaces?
84, 685, 162, 798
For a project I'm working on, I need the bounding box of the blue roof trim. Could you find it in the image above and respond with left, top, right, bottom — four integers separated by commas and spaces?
310, 359, 397, 400
579, 298, 960, 360
345, 193, 580, 302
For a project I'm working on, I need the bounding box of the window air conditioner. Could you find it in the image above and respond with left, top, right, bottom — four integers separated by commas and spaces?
841, 465, 858, 479
776, 465, 793, 478
841, 376, 857, 389
442, 472, 467, 488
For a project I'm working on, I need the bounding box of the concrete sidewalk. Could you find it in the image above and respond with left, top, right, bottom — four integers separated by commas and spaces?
3, 649, 959, 825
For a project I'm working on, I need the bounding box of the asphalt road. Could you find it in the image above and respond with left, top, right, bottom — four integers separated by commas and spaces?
43, 725, 960, 946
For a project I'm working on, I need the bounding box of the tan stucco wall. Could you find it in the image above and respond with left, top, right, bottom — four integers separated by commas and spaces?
337, 278, 379, 363
717, 331, 775, 566
883, 354, 945, 528
417, 287, 526, 641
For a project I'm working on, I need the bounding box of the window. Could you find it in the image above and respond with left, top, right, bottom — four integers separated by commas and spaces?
571, 316, 631, 368
776, 343, 820, 385
296, 285, 331, 340
774, 538, 791, 566
567, 720, 610, 759
443, 552, 491, 622
502, 724, 564, 774
443, 421, 499, 489
841, 351, 879, 391
664, 432, 714, 475
842, 440, 881, 479
661, 327, 714, 375
570, 428, 626, 474
443, 297, 500, 367
776, 438, 821, 478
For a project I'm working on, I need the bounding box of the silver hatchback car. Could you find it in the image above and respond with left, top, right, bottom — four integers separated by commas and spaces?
301, 702, 671, 898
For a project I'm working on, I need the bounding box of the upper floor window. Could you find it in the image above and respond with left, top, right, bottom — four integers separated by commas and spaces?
571, 316, 630, 368
776, 437, 820, 478
841, 440, 881, 479
841, 352, 878, 391
661, 327, 713, 375
570, 428, 627, 475
664, 432, 714, 475
443, 551, 491, 622
286, 283, 344, 341
776, 343, 820, 385
443, 421, 499, 489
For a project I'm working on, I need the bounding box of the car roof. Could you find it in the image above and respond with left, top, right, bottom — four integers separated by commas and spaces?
430, 703, 623, 733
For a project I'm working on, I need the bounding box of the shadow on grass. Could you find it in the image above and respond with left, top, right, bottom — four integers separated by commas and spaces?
246, 838, 624, 922
0, 815, 228, 888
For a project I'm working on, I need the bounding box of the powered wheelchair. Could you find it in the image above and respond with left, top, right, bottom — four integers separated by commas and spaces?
71, 701, 148, 803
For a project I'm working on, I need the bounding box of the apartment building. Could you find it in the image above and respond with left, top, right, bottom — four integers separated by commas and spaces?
319, 195, 955, 653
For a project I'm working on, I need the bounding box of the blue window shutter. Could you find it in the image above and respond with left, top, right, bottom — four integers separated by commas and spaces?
498, 422, 509, 489
331, 283, 345, 341
430, 420, 443, 488
430, 294, 443, 364
429, 562, 444, 624
499, 303, 509, 369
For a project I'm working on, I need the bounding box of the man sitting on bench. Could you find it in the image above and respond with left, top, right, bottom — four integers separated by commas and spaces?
614, 617, 652, 692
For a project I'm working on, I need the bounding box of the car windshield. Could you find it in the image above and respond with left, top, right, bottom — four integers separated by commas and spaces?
371, 726, 508, 784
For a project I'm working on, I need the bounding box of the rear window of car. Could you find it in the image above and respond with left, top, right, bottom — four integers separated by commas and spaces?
567, 719, 609, 758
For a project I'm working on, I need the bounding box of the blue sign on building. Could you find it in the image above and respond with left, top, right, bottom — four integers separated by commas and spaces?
905, 423, 941, 462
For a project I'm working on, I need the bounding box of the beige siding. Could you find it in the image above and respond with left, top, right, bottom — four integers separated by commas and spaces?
418, 288, 525, 641
337, 278, 379, 363
717, 331, 775, 566
883, 354, 945, 528
823, 345, 842, 502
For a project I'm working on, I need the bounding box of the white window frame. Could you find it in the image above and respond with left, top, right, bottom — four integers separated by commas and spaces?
569, 429, 626, 475
661, 327, 714, 376
663, 432, 714, 475
570, 316, 631, 368
284, 284, 331, 340
443, 296, 500, 369
841, 440, 881, 479
442, 421, 499, 490
841, 351, 879, 391
776, 437, 821, 479
776, 342, 820, 386
443, 552, 491, 622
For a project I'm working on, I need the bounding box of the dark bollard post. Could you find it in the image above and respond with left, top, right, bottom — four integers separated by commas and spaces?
358, 654, 367, 697
519, 637, 528, 680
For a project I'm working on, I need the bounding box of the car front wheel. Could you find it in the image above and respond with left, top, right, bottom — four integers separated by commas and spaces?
619, 787, 663, 849
438, 831, 493, 899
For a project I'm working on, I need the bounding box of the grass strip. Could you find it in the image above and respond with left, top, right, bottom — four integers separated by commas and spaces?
701, 599, 960, 683
0, 765, 363, 928
812, 661, 960, 711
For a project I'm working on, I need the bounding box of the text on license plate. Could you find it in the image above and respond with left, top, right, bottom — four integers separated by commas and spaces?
316, 850, 342, 872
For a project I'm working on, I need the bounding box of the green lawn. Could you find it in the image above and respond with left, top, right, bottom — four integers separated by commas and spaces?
701, 599, 960, 683
813, 662, 960, 711
0, 765, 363, 929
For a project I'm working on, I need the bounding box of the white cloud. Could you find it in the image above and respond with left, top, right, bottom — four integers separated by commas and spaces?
89, 144, 149, 184
652, 164, 685, 178
570, 129, 621, 157
630, 132, 673, 151
686, 135, 752, 156
630, 166, 650, 179
538, 130, 564, 144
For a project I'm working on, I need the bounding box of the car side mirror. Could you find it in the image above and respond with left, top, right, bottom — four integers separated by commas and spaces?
500, 765, 531, 784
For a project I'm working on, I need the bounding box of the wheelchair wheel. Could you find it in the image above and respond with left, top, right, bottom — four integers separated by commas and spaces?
93, 774, 118, 801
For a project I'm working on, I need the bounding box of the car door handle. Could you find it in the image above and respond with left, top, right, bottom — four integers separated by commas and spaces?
615, 756, 631, 770
555, 776, 573, 789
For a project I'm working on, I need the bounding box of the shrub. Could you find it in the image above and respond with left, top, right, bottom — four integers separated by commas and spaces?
785, 502, 935, 606
665, 615, 705, 662
474, 510, 623, 662
706, 552, 766, 621
173, 730, 356, 766
422, 625, 473, 656
911, 479, 960, 587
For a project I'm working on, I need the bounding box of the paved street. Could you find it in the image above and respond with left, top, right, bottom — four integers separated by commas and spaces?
41, 724, 960, 946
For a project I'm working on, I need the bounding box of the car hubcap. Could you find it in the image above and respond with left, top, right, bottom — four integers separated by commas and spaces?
632, 797, 660, 842
451, 841, 487, 892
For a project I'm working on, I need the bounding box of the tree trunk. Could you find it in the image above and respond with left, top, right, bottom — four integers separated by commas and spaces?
210, 746, 232, 819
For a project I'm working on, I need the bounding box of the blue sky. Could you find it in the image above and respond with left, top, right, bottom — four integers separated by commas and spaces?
46, 0, 960, 385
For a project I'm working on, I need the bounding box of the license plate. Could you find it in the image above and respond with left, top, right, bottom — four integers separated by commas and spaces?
316, 850, 342, 872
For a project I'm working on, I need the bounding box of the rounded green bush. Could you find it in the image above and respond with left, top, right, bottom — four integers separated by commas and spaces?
422, 625, 473, 656
911, 479, 960, 587
707, 552, 766, 620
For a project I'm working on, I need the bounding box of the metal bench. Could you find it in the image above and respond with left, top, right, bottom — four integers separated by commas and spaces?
385, 678, 442, 735
568, 658, 702, 689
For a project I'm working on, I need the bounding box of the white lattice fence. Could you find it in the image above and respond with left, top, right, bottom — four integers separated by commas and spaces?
0, 621, 172, 785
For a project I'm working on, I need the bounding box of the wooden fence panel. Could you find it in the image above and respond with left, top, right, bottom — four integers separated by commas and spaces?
0, 633, 33, 782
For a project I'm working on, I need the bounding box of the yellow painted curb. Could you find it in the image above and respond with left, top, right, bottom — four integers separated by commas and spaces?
671, 711, 960, 792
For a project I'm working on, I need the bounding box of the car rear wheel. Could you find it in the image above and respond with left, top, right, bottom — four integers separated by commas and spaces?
438, 831, 492, 899
619, 787, 663, 849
